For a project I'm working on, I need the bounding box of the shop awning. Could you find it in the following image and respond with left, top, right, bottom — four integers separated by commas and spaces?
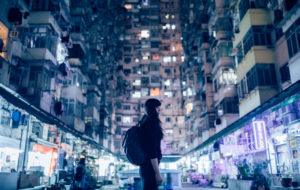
0, 83, 115, 157
186, 80, 300, 156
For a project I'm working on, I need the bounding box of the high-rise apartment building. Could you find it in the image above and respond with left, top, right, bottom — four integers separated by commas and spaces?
180, 0, 300, 154
113, 0, 186, 155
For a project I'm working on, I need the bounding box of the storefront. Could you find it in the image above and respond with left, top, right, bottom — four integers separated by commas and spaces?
187, 81, 300, 180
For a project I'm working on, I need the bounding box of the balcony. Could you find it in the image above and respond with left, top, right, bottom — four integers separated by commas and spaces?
85, 107, 100, 123
62, 115, 85, 133
212, 56, 234, 75
28, 12, 61, 35
23, 48, 57, 64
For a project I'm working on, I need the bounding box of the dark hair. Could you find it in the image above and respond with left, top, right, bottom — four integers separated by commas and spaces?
145, 98, 161, 117
79, 158, 85, 165
145, 98, 163, 139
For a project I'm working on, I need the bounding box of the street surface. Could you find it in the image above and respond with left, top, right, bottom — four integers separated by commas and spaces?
99, 183, 228, 190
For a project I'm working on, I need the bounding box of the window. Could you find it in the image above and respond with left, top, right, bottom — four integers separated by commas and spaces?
219, 97, 239, 114
165, 129, 173, 136
246, 64, 277, 93
123, 105, 131, 110
163, 56, 171, 63
216, 42, 233, 61
61, 98, 74, 115
115, 102, 122, 109
133, 79, 141, 86
165, 117, 171, 122
75, 101, 84, 119
141, 88, 149, 96
165, 68, 171, 75
164, 79, 171, 86
122, 116, 131, 123
133, 117, 139, 122
116, 116, 121, 122
150, 88, 160, 96
26, 27, 58, 56
243, 26, 272, 56
124, 57, 131, 64
151, 76, 160, 83
124, 46, 132, 52
141, 30, 150, 38
164, 91, 173, 97
172, 56, 177, 62
141, 77, 149, 84
132, 91, 141, 98
151, 42, 160, 48
165, 104, 171, 109
286, 18, 300, 58
280, 63, 291, 83
150, 64, 160, 71
0, 109, 10, 127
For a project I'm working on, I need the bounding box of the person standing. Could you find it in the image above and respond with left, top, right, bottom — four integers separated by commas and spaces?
140, 98, 164, 190
73, 158, 87, 190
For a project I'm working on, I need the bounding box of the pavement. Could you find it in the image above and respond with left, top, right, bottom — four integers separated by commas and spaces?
99, 183, 228, 190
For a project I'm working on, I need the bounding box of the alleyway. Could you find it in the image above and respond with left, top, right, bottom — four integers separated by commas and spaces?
100, 184, 227, 190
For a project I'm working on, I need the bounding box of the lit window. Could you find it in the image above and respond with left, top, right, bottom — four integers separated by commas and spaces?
135, 58, 139, 62
164, 79, 171, 86
132, 91, 141, 98
133, 79, 141, 86
122, 116, 131, 123
171, 24, 176, 30
163, 56, 171, 63
181, 56, 185, 62
165, 14, 169, 19
141, 88, 149, 97
142, 52, 150, 60
164, 91, 173, 97
183, 91, 187, 96
152, 53, 160, 60
165, 129, 173, 135
185, 103, 193, 114
187, 88, 193, 97
150, 88, 160, 96
141, 30, 150, 38
172, 56, 177, 62
172, 46, 176, 51
171, 15, 175, 19
124, 4, 132, 9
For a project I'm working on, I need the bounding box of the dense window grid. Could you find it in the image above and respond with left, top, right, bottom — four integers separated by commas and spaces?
217, 97, 239, 115
280, 63, 291, 83
243, 26, 272, 56
238, 64, 277, 100
239, 0, 268, 21
286, 17, 300, 58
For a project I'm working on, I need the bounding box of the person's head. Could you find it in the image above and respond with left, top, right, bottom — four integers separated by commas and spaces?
79, 158, 85, 165
145, 98, 161, 117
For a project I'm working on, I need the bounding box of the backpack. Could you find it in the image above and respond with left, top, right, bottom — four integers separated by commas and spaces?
74, 165, 84, 181
122, 122, 146, 166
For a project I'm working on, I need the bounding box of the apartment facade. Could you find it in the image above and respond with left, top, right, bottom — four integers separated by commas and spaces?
180, 0, 300, 153
113, 0, 186, 155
